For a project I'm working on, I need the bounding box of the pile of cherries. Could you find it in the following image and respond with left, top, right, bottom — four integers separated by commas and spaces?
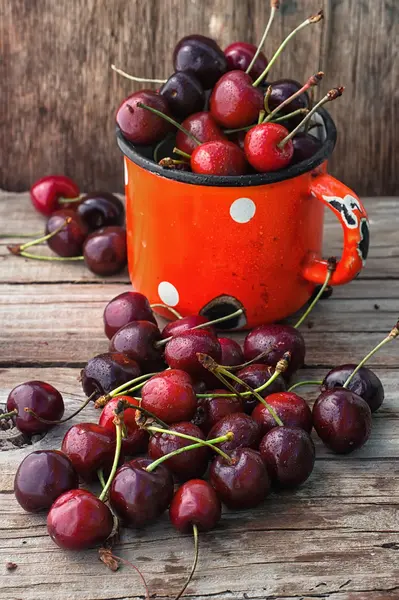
8, 175, 127, 276
115, 6, 342, 176
6, 285, 397, 596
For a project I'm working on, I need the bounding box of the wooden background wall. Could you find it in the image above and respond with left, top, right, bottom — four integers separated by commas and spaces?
0, 0, 397, 196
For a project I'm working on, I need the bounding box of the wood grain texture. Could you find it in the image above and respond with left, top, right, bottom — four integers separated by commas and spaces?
0, 1, 398, 195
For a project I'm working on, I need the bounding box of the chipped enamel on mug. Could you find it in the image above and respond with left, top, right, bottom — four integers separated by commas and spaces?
117, 108, 369, 329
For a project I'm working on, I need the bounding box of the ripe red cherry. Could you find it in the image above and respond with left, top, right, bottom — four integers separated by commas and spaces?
6, 381, 64, 435
207, 412, 261, 453
160, 71, 205, 119
109, 320, 162, 368
162, 315, 213, 339
76, 192, 125, 232
210, 448, 271, 509
292, 132, 322, 164
165, 329, 222, 379
193, 391, 243, 434
104, 291, 156, 339
173, 35, 227, 89
252, 391, 312, 436
233, 364, 287, 413
218, 337, 244, 366
141, 369, 197, 424
110, 457, 174, 528
148, 422, 209, 481
244, 122, 293, 172
83, 226, 127, 276
99, 396, 149, 456
224, 42, 268, 80
210, 71, 264, 129
116, 90, 173, 145
176, 112, 226, 155
170, 479, 221, 532
45, 209, 88, 257
47, 489, 113, 550
61, 423, 117, 480
191, 140, 248, 176
14, 450, 79, 513
30, 175, 80, 217
259, 426, 315, 488
81, 352, 141, 400
313, 389, 372, 454
321, 364, 384, 413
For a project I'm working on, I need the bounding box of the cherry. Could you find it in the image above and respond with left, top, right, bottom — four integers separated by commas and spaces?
193, 391, 243, 435
30, 175, 80, 217
233, 364, 286, 413
292, 132, 322, 163
148, 422, 209, 481
6, 381, 64, 435
76, 192, 125, 232
321, 364, 384, 413
141, 369, 197, 424
252, 391, 312, 437
173, 35, 227, 89
45, 209, 88, 257
104, 291, 156, 339
99, 397, 149, 455
191, 140, 248, 176
244, 324, 306, 379
176, 111, 226, 155
313, 389, 372, 454
259, 426, 315, 488
81, 352, 141, 400
224, 42, 268, 80
210, 448, 271, 509
165, 329, 222, 379
109, 320, 162, 368
244, 122, 294, 172
14, 450, 78, 513
83, 226, 127, 276
218, 337, 244, 367
268, 79, 309, 121
117, 90, 174, 145
161, 315, 213, 339
160, 71, 205, 119
110, 457, 174, 527
170, 479, 221, 532
47, 489, 113, 550
210, 70, 264, 128
61, 423, 117, 480
207, 412, 261, 453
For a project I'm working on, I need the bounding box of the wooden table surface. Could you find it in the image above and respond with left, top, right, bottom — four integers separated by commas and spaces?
1, 191, 398, 600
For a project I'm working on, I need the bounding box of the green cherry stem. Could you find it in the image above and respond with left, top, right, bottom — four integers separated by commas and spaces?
263, 72, 324, 123
146, 425, 233, 462
99, 411, 123, 502
9, 252, 84, 261
246, 0, 280, 75
173, 147, 192, 160
0, 409, 18, 420
174, 524, 199, 600
294, 257, 337, 329
24, 392, 96, 424
150, 303, 183, 319
272, 108, 309, 124
264, 85, 272, 114
288, 380, 323, 392
137, 103, 201, 145
7, 217, 74, 257
111, 63, 166, 84
97, 469, 106, 490
253, 10, 324, 87
343, 321, 399, 389
94, 372, 158, 408
58, 195, 85, 205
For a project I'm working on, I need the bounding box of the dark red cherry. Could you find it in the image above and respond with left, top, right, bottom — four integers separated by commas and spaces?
252, 391, 312, 436
292, 132, 322, 163
160, 71, 205, 119
76, 192, 125, 231
6, 381, 64, 435
116, 90, 173, 144
321, 364, 384, 413
45, 209, 88, 257
14, 450, 79, 513
162, 315, 213, 339
244, 324, 305, 379
109, 457, 174, 527
210, 70, 264, 129
207, 412, 261, 453
61, 423, 117, 480
47, 489, 113, 550
224, 42, 268, 80
193, 391, 243, 434
81, 352, 141, 400
165, 329, 222, 379
170, 479, 221, 532
244, 122, 293, 172
148, 422, 209, 481
141, 369, 197, 424
109, 320, 162, 368
176, 111, 226, 155
268, 79, 309, 117
104, 291, 156, 340
191, 140, 248, 176
210, 447, 271, 509
259, 426, 315, 488
218, 337, 244, 367
173, 35, 227, 89
83, 226, 127, 276
99, 396, 149, 455
30, 175, 80, 217
233, 364, 287, 413
313, 389, 372, 454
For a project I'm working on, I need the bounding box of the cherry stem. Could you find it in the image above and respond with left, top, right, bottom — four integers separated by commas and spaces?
294, 257, 337, 328
272, 108, 309, 124
263, 72, 324, 123
9, 251, 84, 261
343, 321, 399, 388
137, 103, 201, 145
246, 0, 280, 75
173, 147, 191, 160
117, 398, 169, 429
0, 409, 18, 420
150, 303, 183, 319
288, 380, 323, 392
159, 158, 187, 168
264, 86, 272, 114
58, 195, 84, 205
155, 308, 244, 348
305, 86, 315, 133
99, 411, 123, 501
278, 86, 345, 148
174, 524, 199, 600
24, 392, 96, 424
97, 469, 106, 489
111, 63, 166, 84
145, 425, 233, 462
258, 110, 266, 124
253, 10, 324, 87
99, 550, 150, 600
94, 372, 158, 408
8, 217, 73, 255
222, 349, 273, 371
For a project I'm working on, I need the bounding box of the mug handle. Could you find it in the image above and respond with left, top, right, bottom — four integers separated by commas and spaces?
302, 173, 370, 286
